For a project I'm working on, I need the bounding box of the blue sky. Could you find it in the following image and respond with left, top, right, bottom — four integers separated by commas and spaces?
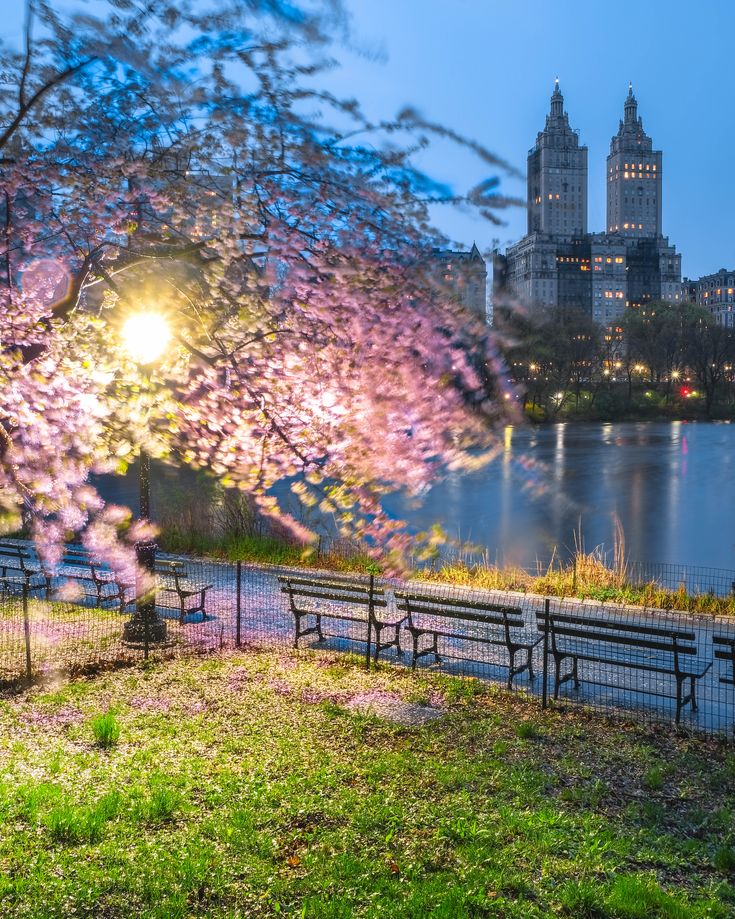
2, 0, 732, 278
330, 0, 735, 278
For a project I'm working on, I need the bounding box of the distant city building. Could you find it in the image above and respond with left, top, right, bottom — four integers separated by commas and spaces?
687, 268, 735, 327
494, 82, 682, 325
432, 243, 487, 321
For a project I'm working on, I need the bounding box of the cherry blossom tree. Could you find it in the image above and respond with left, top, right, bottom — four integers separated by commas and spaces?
0, 0, 518, 574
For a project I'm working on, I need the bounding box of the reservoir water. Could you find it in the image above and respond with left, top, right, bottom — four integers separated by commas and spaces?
388, 421, 735, 570
98, 422, 735, 571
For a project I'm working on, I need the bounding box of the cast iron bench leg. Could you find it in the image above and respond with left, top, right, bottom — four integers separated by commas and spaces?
373, 623, 382, 663
553, 653, 563, 700
675, 676, 685, 724
507, 646, 521, 690
394, 623, 403, 656
690, 675, 698, 712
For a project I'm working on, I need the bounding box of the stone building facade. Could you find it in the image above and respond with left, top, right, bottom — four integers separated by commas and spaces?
688, 269, 735, 327
495, 82, 682, 325
432, 243, 487, 321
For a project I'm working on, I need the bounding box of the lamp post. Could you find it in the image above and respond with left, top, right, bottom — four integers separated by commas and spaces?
120, 311, 171, 646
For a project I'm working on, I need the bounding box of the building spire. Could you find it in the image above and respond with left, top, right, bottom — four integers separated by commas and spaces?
550, 77, 563, 116
624, 82, 638, 123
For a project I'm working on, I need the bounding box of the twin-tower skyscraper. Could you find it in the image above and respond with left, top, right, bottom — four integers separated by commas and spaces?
496, 81, 682, 324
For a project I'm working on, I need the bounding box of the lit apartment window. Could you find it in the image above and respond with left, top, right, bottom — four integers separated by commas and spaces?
615, 257, 624, 264
615, 292, 624, 299
604, 291, 613, 299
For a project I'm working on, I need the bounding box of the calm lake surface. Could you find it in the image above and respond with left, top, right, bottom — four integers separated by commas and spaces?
98, 422, 735, 571
387, 421, 735, 570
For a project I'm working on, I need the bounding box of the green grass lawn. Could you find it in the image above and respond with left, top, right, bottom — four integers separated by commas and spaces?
0, 649, 733, 918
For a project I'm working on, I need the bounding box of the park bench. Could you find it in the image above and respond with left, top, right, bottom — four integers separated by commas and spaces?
54, 546, 130, 612
0, 541, 50, 597
154, 558, 212, 623
51, 549, 211, 623
394, 589, 542, 688
535, 609, 712, 723
278, 574, 405, 661
713, 634, 735, 687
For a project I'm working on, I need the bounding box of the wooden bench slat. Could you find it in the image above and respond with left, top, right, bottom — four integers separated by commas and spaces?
536, 610, 695, 642
281, 586, 387, 607
713, 634, 735, 687
541, 623, 697, 656
400, 605, 525, 629
396, 591, 521, 615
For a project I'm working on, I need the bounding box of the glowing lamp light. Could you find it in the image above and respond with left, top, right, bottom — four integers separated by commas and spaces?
121, 312, 171, 365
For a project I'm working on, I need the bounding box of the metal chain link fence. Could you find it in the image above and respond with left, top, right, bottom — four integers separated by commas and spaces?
1, 545, 733, 739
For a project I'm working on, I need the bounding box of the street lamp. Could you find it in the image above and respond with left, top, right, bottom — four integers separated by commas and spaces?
120, 310, 171, 647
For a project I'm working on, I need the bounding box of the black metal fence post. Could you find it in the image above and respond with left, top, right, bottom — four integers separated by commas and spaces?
541, 597, 550, 710
22, 582, 32, 683
365, 573, 374, 670
235, 560, 242, 648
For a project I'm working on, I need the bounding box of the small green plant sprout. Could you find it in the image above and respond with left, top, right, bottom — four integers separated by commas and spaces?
514, 720, 540, 740
643, 765, 665, 792
90, 711, 120, 749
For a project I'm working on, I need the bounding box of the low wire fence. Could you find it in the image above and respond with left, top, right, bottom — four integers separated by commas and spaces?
624, 560, 735, 597
0, 549, 733, 739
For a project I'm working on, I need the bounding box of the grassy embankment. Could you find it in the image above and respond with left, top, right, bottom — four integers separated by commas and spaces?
0, 647, 733, 918
158, 530, 735, 618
